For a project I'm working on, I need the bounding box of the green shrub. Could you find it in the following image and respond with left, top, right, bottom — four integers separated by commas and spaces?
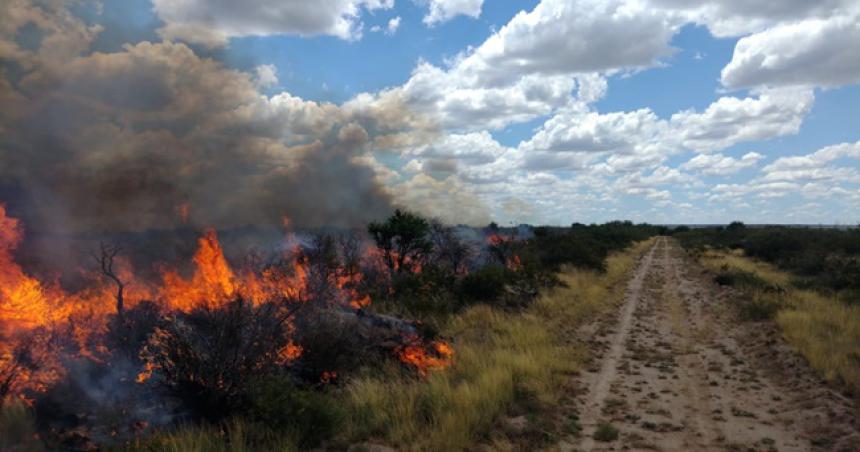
246, 376, 343, 449
714, 269, 772, 290
457, 266, 512, 303
593, 422, 618, 442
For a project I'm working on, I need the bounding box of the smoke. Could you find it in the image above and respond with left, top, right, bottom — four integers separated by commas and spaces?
0, 2, 418, 235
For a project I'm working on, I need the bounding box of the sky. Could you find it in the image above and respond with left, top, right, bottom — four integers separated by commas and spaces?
1, 0, 859, 228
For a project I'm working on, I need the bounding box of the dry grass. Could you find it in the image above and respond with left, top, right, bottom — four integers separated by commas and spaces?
121, 419, 297, 452
341, 239, 654, 450
0, 402, 42, 451
697, 249, 860, 394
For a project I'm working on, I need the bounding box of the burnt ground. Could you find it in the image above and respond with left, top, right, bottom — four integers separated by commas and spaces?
564, 237, 860, 451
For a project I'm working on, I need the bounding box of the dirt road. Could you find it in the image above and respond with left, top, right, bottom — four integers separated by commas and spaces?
568, 237, 859, 451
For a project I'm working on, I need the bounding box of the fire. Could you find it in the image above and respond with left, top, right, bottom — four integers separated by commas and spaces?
158, 231, 310, 312
486, 233, 522, 270
276, 341, 303, 365
337, 272, 371, 309
0, 202, 452, 403
0, 205, 69, 328
366, 246, 423, 274
320, 370, 338, 384
160, 229, 237, 311
396, 336, 454, 375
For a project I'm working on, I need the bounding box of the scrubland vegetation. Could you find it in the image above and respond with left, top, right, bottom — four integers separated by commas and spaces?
675, 223, 860, 395
0, 210, 660, 451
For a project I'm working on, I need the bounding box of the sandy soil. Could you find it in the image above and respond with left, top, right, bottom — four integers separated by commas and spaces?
565, 237, 860, 451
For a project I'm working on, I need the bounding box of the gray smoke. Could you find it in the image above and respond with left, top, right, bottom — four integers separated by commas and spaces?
0, 2, 415, 234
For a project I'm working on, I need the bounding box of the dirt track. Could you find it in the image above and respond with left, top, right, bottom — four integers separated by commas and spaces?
567, 237, 860, 451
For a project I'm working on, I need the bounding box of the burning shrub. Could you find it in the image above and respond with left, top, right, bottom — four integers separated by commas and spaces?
138, 298, 302, 420
0, 328, 64, 405
368, 210, 432, 275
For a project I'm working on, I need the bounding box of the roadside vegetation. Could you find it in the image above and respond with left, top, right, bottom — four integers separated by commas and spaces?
0, 212, 660, 451
674, 223, 860, 395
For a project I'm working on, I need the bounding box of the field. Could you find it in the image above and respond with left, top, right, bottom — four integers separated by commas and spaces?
3, 216, 859, 450
0, 209, 662, 450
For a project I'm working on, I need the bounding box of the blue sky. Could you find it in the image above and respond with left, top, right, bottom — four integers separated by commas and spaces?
2, 0, 859, 228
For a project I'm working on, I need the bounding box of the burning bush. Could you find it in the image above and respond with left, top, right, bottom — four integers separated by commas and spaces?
368, 209, 433, 275
0, 328, 64, 405
137, 298, 302, 420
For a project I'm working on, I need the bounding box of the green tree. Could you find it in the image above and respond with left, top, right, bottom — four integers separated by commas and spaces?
368, 210, 433, 274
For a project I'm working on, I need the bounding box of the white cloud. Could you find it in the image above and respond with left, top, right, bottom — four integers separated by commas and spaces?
669, 87, 813, 152
649, 0, 856, 37
520, 106, 665, 154
681, 152, 763, 176
254, 64, 279, 88
396, 61, 579, 130
455, 0, 682, 86
516, 87, 811, 175
386, 16, 402, 35
761, 140, 860, 183
406, 131, 509, 164
423, 0, 484, 26
151, 0, 395, 46
721, 14, 860, 88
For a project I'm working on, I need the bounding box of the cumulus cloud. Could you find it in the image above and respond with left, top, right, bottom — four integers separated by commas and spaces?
405, 131, 509, 164
761, 140, 860, 183
517, 87, 811, 175
254, 64, 279, 88
706, 141, 860, 205
682, 152, 764, 176
649, 0, 856, 37
151, 0, 395, 46
520, 106, 665, 154
669, 87, 814, 152
423, 0, 484, 26
455, 0, 682, 86
721, 15, 860, 88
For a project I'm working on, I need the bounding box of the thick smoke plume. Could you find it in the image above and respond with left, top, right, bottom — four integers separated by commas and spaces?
0, 1, 436, 235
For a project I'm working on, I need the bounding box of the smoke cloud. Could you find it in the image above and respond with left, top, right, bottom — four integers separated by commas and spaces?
0, 1, 431, 234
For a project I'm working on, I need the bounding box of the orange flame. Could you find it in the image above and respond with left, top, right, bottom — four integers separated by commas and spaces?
396, 336, 454, 375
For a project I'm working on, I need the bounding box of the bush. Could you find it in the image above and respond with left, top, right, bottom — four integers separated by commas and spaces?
737, 294, 783, 321
291, 310, 377, 384
247, 376, 342, 449
457, 266, 512, 303
138, 298, 298, 420
713, 269, 772, 290
593, 422, 619, 442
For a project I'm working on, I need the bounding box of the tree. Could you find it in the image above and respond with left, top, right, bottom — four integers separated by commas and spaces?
430, 220, 471, 274
727, 221, 746, 231
94, 242, 126, 321
367, 210, 433, 274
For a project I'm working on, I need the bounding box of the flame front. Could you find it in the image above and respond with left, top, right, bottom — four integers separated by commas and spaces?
0, 203, 457, 402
